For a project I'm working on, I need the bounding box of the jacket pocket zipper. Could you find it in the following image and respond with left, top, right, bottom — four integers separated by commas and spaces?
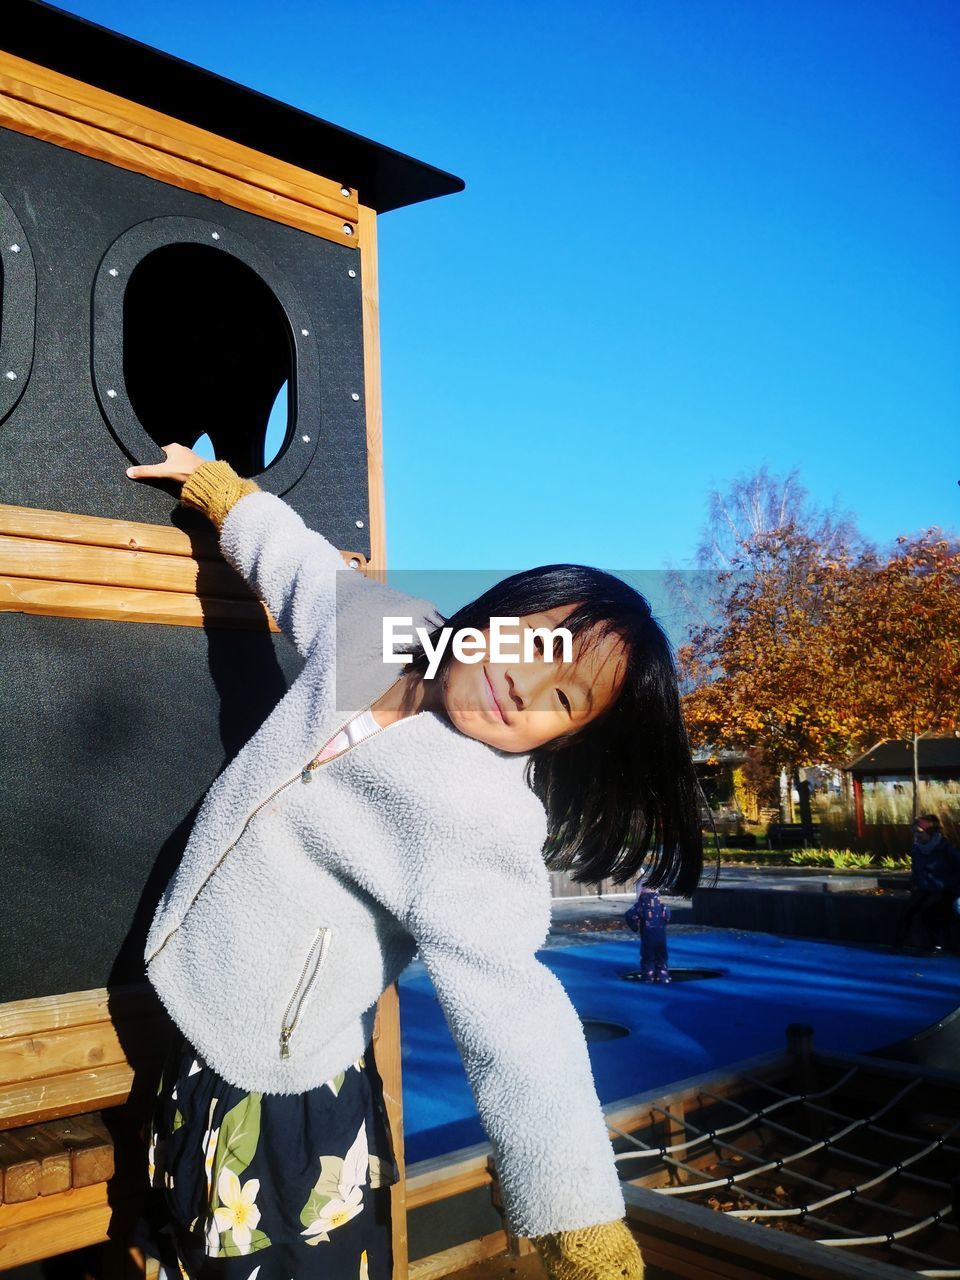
279, 928, 332, 1059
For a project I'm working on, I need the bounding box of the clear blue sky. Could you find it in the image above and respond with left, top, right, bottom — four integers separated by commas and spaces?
60, 0, 959, 582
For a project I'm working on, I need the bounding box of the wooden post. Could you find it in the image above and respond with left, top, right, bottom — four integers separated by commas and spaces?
360, 201, 408, 1280
853, 775, 864, 839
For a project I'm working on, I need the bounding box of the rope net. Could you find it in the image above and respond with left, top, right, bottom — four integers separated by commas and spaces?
616, 1061, 960, 1277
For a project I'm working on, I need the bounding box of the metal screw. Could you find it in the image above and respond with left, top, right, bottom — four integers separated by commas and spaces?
108, 268, 119, 277
4, 370, 16, 380
351, 392, 360, 402
211, 231, 221, 241
107, 389, 117, 398
348, 269, 357, 278
340, 186, 350, 197
342, 224, 353, 236
301, 435, 311, 443
301, 328, 309, 336
9, 243, 20, 253
355, 519, 364, 528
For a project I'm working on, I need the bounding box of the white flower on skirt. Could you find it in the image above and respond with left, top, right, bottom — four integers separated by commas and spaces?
300, 1123, 368, 1243
213, 1168, 262, 1255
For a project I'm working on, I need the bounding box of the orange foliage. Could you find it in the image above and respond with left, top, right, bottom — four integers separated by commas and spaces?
679, 526, 960, 771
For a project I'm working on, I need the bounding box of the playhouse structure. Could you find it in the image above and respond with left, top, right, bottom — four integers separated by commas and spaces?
0, 2, 461, 1272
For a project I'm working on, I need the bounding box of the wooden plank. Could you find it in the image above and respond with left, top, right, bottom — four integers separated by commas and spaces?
0, 84, 358, 250
633, 1234, 767, 1280
372, 990, 407, 1278
0, 1016, 167, 1087
0, 986, 159, 1040
0, 1132, 39, 1204
408, 1231, 510, 1280
5, 1127, 71, 1198
0, 504, 215, 558
0, 575, 278, 629
36, 1116, 114, 1190
358, 209, 400, 1278
0, 1178, 107, 1228
0, 1063, 136, 1131
0, 1181, 113, 1267
0, 533, 251, 596
0, 52, 358, 222
623, 1183, 916, 1280
405, 1156, 492, 1210
0, 506, 369, 629
359, 205, 386, 571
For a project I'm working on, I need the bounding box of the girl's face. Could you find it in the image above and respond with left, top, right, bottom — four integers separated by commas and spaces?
440, 605, 627, 753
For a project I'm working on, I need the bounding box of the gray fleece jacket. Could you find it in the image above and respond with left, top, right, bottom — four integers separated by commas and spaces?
144, 489, 625, 1237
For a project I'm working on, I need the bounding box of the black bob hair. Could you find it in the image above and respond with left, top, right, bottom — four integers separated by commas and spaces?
404, 564, 703, 895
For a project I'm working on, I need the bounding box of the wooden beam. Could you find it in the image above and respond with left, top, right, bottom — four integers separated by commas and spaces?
359, 205, 386, 571
0, 504, 217, 558
0, 52, 357, 219
0, 1016, 167, 1088
0, 533, 249, 596
0, 1181, 114, 1267
0, 1063, 137, 1132
405, 1148, 493, 1210
623, 1182, 916, 1280
0, 575, 276, 630
372, 985, 408, 1280
0, 51, 359, 248
0, 985, 159, 1040
0, 504, 368, 629
408, 1231, 510, 1280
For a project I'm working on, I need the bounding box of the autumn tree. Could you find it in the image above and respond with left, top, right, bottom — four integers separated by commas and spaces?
830, 528, 960, 815
678, 523, 863, 837
679, 486, 960, 834
674, 467, 870, 836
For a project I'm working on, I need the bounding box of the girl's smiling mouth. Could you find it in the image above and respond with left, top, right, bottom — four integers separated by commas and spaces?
483, 666, 506, 723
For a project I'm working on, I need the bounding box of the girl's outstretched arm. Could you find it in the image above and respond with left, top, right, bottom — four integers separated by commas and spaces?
184, 461, 350, 659
406, 852, 644, 1278
127, 449, 363, 660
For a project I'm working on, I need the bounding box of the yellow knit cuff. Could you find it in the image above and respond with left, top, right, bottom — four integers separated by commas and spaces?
534, 1219, 643, 1279
180, 460, 260, 529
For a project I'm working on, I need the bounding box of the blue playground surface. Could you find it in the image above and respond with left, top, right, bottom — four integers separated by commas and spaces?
399, 930, 960, 1164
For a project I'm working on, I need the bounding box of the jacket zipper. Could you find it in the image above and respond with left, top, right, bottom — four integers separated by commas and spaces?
145, 689, 401, 967
279, 927, 332, 1059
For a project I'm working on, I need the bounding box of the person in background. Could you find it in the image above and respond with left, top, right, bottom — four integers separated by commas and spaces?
895, 815, 960, 954
626, 884, 672, 982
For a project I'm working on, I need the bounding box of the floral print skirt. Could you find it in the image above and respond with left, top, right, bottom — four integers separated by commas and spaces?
138, 1034, 396, 1280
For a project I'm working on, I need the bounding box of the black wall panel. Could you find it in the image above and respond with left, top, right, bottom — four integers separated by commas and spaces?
0, 126, 371, 1000
0, 126, 372, 551
0, 611, 304, 1001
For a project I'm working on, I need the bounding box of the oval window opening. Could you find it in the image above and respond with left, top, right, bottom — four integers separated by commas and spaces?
123, 243, 293, 476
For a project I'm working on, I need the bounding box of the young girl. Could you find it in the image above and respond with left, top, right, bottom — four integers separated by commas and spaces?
127, 444, 703, 1280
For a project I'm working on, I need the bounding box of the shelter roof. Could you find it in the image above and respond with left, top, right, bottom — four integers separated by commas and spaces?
846, 735, 960, 776
6, 1, 465, 213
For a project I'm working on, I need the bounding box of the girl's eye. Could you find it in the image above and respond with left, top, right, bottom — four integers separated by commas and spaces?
533, 634, 545, 656
556, 689, 571, 713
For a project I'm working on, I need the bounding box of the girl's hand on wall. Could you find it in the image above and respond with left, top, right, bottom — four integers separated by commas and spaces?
126, 443, 207, 485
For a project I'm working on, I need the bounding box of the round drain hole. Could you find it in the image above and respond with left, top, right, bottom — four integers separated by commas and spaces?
622, 967, 725, 984
580, 1018, 630, 1042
